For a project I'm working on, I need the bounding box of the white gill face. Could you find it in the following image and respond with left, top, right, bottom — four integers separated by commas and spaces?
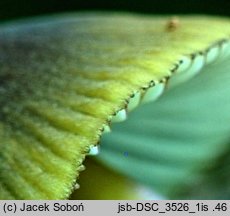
167, 54, 205, 88
141, 82, 165, 104
87, 145, 100, 156
111, 109, 127, 123
102, 124, 111, 133
87, 39, 230, 156
206, 45, 220, 64
219, 40, 230, 60
127, 92, 141, 112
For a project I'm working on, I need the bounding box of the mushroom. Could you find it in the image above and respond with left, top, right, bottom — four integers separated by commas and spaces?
0, 13, 230, 199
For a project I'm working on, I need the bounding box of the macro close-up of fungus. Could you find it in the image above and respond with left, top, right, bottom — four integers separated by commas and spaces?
0, 12, 230, 200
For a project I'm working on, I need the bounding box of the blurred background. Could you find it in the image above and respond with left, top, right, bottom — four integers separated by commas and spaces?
0, 0, 230, 22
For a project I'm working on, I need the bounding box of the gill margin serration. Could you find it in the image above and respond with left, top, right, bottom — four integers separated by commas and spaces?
86, 37, 230, 177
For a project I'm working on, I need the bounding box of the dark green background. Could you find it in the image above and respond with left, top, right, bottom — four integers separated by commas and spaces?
0, 0, 230, 21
